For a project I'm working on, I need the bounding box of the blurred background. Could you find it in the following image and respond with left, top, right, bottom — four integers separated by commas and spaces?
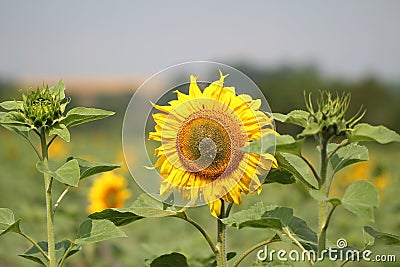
0, 1, 399, 266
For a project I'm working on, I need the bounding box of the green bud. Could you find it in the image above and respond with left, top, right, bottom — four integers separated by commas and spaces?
22, 85, 63, 128
305, 91, 365, 138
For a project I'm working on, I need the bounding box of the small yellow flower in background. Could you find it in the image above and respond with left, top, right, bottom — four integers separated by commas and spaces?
87, 172, 131, 214
330, 160, 390, 199
149, 71, 277, 217
48, 139, 69, 159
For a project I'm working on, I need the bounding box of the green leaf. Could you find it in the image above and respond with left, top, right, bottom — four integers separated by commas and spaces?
329, 143, 368, 174
251, 261, 294, 267
0, 208, 22, 236
273, 110, 309, 127
364, 226, 400, 246
150, 252, 189, 267
0, 111, 28, 126
89, 208, 143, 226
222, 202, 292, 229
298, 122, 321, 137
238, 133, 275, 154
48, 123, 70, 142
313, 259, 338, 267
36, 160, 80, 187
276, 135, 304, 156
275, 153, 318, 189
19, 240, 79, 266
0, 100, 23, 110
73, 158, 121, 180
49, 80, 66, 100
342, 181, 379, 221
287, 217, 318, 250
74, 219, 126, 246
55, 159, 80, 186
264, 168, 296, 185
128, 194, 183, 218
1, 124, 31, 136
89, 194, 183, 226
64, 107, 114, 127
349, 123, 400, 144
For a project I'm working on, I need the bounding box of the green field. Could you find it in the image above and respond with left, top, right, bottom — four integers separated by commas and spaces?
0, 120, 399, 266
0, 69, 399, 266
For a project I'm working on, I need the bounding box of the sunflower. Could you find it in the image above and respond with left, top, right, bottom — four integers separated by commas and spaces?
87, 172, 131, 214
149, 71, 277, 217
330, 161, 390, 199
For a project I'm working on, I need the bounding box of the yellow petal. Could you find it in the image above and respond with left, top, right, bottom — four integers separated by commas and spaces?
209, 199, 222, 217
189, 75, 202, 97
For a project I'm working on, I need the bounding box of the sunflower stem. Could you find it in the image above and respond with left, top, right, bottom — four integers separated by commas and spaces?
20, 231, 50, 262
180, 214, 218, 254
40, 128, 56, 267
232, 234, 278, 267
53, 186, 71, 215
317, 135, 329, 256
216, 200, 227, 267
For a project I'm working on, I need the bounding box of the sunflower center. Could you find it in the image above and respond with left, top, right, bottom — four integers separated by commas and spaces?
104, 188, 118, 208
177, 117, 231, 179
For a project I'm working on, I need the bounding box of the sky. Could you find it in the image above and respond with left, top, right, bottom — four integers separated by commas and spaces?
1, 1, 400, 80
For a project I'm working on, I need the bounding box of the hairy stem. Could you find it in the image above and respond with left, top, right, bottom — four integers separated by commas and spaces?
180, 214, 218, 254
318, 136, 329, 256
41, 128, 56, 267
320, 204, 338, 248
53, 186, 71, 215
58, 243, 74, 267
232, 235, 278, 267
216, 200, 227, 267
284, 227, 314, 265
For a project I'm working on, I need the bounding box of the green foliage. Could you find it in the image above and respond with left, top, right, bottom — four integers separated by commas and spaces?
275, 153, 317, 189
313, 259, 339, 267
48, 123, 70, 142
264, 168, 295, 185
222, 202, 287, 229
341, 181, 379, 222
273, 110, 309, 128
348, 123, 400, 144
19, 240, 79, 266
0, 100, 23, 110
74, 219, 126, 246
329, 143, 369, 174
89, 194, 184, 226
275, 135, 304, 156
150, 252, 189, 267
364, 226, 400, 246
64, 107, 115, 127
36, 160, 80, 187
73, 158, 121, 180
0, 81, 119, 267
222, 202, 317, 250
0, 208, 21, 236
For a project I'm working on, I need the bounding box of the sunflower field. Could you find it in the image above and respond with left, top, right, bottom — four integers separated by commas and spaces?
0, 65, 399, 267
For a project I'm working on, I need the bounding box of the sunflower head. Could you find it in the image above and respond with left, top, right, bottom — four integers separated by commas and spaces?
87, 172, 131, 214
149, 71, 277, 216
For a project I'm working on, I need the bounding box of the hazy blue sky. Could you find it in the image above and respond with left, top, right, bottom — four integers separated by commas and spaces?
1, 1, 399, 80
